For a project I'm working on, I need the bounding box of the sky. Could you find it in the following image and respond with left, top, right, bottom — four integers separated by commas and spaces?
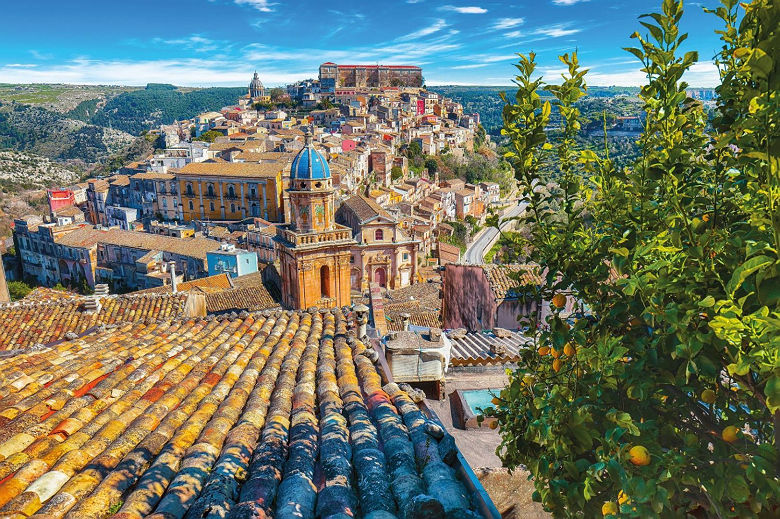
0, 0, 726, 88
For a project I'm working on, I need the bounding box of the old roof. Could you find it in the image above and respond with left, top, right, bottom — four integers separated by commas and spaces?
205, 286, 281, 313
383, 282, 443, 331
134, 273, 235, 295
130, 172, 175, 181
55, 227, 221, 260
21, 287, 79, 303
448, 329, 532, 366
0, 293, 188, 351
340, 195, 388, 222
0, 309, 488, 518
483, 264, 543, 300
175, 161, 284, 178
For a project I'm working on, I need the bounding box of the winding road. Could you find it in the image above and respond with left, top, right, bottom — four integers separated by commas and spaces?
463, 202, 528, 265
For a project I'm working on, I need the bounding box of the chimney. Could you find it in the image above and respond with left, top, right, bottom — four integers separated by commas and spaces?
169, 261, 178, 293
400, 312, 411, 331
353, 303, 369, 339
429, 327, 442, 342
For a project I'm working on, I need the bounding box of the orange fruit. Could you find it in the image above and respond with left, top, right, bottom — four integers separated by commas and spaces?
602, 501, 618, 516
491, 397, 501, 406
702, 213, 710, 222
552, 359, 562, 372
722, 426, 739, 443
628, 445, 651, 466
701, 389, 716, 404
551, 348, 561, 359
563, 343, 575, 356
538, 346, 550, 356
489, 421, 498, 430
552, 293, 567, 309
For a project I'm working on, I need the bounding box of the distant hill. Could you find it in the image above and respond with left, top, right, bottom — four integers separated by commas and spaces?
87, 84, 246, 134
0, 83, 246, 168
429, 85, 643, 135
0, 102, 135, 165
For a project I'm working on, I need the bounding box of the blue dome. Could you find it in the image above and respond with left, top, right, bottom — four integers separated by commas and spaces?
290, 145, 331, 180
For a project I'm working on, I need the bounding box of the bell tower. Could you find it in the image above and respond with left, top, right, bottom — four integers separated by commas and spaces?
275, 127, 355, 310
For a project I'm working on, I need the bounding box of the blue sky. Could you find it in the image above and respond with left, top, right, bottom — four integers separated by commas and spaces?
0, 0, 725, 87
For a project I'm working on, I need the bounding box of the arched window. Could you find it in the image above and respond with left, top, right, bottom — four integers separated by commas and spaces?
228, 185, 235, 198
209, 202, 215, 211
375, 229, 384, 241
320, 265, 332, 299
231, 203, 236, 213
186, 183, 193, 196
207, 184, 214, 197
188, 200, 194, 210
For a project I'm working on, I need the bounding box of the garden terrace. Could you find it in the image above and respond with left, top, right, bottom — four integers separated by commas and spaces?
0, 309, 494, 519
0, 293, 189, 351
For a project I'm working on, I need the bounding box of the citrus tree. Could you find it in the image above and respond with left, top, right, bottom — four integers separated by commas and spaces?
487, 0, 779, 517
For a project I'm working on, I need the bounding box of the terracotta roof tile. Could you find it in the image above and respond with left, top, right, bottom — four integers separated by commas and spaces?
0, 293, 188, 351
483, 264, 543, 300
175, 161, 284, 178
0, 310, 488, 517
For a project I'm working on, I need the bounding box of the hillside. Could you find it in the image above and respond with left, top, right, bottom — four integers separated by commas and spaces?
0, 83, 137, 113
0, 102, 135, 166
429, 85, 643, 135
87, 83, 246, 134
0, 83, 246, 167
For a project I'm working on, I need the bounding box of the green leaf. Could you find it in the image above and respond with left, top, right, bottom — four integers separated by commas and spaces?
726, 255, 773, 297
766, 375, 780, 414
726, 475, 750, 503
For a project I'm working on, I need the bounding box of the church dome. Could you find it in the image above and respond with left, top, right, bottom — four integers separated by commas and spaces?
290, 132, 331, 180
249, 71, 263, 89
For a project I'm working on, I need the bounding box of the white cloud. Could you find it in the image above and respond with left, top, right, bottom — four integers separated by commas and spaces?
152, 35, 222, 53
552, 0, 589, 5
0, 58, 305, 87
451, 63, 490, 69
234, 0, 275, 12
441, 5, 488, 13
535, 23, 581, 38
397, 19, 448, 40
493, 18, 524, 29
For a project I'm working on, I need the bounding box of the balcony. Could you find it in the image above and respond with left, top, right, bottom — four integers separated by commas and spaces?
278, 227, 352, 247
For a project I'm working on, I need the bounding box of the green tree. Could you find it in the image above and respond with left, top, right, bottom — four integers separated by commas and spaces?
391, 165, 403, 181
487, 1, 779, 517
424, 158, 438, 174
193, 130, 222, 143
7, 280, 32, 301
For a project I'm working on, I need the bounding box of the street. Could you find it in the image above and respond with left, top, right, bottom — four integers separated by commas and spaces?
463, 202, 527, 265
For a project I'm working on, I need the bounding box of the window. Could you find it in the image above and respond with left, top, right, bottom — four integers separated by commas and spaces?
210, 202, 215, 211
320, 265, 332, 299
207, 184, 214, 197
189, 200, 194, 210
186, 183, 194, 196
375, 229, 384, 241
403, 252, 409, 261
228, 185, 235, 198
231, 203, 235, 213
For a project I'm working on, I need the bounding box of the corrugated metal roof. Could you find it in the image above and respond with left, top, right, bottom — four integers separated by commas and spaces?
448, 330, 532, 366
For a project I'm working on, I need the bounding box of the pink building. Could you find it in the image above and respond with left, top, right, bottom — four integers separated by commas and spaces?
47, 189, 76, 214
342, 139, 357, 152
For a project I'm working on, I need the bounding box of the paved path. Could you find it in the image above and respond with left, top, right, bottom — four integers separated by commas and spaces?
463, 202, 527, 265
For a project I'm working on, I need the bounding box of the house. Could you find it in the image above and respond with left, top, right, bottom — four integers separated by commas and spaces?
207, 243, 259, 278
442, 263, 549, 331
175, 161, 285, 223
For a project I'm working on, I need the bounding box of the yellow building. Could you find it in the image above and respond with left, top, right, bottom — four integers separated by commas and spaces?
175, 162, 286, 222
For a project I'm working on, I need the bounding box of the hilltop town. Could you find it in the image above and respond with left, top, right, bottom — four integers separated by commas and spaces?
3, 63, 508, 306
